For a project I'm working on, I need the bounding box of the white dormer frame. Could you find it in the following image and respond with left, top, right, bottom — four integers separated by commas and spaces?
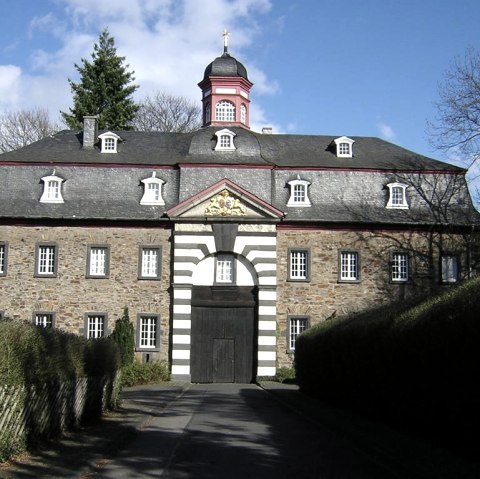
334, 136, 355, 158
140, 172, 166, 205
287, 178, 312, 207
214, 128, 236, 151
386, 182, 409, 209
40, 173, 64, 204
98, 132, 122, 153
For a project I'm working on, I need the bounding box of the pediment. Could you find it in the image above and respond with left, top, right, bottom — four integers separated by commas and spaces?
167, 179, 284, 220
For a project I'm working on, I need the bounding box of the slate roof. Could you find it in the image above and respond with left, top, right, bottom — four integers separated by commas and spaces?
0, 126, 465, 172
0, 125, 477, 226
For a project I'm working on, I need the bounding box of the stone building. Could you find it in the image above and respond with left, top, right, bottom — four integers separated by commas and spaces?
1, 43, 479, 382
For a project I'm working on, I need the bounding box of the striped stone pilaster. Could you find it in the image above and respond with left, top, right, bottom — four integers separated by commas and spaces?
171, 283, 192, 380
234, 232, 277, 377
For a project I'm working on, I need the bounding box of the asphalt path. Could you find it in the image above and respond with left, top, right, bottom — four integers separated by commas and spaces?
96, 383, 404, 479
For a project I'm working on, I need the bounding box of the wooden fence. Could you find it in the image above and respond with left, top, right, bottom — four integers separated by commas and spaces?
0, 375, 116, 458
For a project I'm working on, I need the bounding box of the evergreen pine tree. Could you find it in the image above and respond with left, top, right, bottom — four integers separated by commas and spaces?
111, 307, 135, 367
61, 29, 139, 130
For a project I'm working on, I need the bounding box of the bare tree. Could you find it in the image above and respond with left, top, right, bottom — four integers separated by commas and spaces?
430, 48, 480, 167
0, 107, 61, 153
132, 92, 202, 133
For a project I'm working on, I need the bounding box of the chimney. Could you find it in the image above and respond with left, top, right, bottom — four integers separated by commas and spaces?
262, 126, 273, 134
82, 116, 98, 149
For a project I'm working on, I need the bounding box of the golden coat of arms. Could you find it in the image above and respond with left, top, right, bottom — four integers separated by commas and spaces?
205, 189, 246, 216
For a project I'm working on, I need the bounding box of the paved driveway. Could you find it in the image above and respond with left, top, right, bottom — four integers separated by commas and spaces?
97, 383, 392, 478
3, 382, 479, 479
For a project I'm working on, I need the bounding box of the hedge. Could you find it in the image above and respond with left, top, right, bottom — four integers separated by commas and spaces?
295, 275, 480, 453
0, 320, 121, 461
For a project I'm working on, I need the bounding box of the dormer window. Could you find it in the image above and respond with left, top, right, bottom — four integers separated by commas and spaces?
98, 132, 121, 153
386, 182, 409, 209
287, 178, 311, 207
214, 128, 236, 151
40, 173, 64, 203
334, 136, 355, 158
140, 172, 165, 205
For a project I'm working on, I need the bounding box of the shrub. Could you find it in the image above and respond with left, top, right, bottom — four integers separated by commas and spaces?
110, 307, 135, 367
120, 360, 170, 388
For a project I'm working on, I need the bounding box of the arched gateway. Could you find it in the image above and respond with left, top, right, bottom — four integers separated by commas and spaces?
168, 180, 284, 383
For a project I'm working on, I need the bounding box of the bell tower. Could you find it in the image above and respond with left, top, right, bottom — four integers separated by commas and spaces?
198, 30, 253, 129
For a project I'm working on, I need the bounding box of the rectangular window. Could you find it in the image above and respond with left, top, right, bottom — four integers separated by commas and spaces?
139, 246, 161, 279
34, 312, 55, 328
289, 249, 309, 281
216, 254, 234, 284
35, 243, 58, 277
148, 183, 160, 201
137, 314, 160, 350
85, 313, 107, 339
441, 255, 458, 283
0, 242, 7, 276
288, 316, 309, 352
87, 245, 110, 278
339, 251, 359, 281
391, 252, 409, 282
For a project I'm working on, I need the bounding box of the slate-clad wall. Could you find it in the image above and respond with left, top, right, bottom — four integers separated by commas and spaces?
0, 224, 172, 361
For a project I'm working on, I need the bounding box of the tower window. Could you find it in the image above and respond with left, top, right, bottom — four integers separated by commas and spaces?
205, 103, 211, 124
240, 104, 246, 124
216, 100, 235, 122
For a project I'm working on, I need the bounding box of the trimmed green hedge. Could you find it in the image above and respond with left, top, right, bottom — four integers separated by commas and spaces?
0, 320, 121, 461
295, 276, 480, 452
120, 360, 170, 388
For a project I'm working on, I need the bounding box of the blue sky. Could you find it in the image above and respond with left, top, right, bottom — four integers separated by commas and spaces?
1, 0, 479, 192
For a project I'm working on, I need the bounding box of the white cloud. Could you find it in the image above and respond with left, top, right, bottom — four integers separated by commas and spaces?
0, 65, 22, 108
378, 122, 396, 141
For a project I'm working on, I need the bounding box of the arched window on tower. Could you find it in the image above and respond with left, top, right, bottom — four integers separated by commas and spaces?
205, 103, 211, 124
216, 100, 235, 122
240, 104, 246, 124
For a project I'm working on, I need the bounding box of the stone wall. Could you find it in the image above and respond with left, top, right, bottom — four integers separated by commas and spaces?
275, 227, 469, 368
0, 224, 172, 362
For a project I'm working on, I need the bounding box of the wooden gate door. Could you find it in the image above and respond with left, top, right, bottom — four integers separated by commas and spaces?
191, 286, 256, 383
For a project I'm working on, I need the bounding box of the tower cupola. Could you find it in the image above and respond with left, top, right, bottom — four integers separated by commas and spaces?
198, 30, 253, 129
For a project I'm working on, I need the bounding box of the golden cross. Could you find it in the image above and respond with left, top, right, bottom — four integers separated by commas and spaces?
223, 29, 230, 51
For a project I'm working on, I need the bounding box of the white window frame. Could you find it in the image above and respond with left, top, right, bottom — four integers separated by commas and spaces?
215, 254, 235, 284
34, 312, 55, 328
98, 132, 121, 153
87, 245, 110, 278
140, 172, 166, 205
441, 254, 458, 284
85, 313, 107, 339
339, 251, 360, 282
287, 179, 311, 207
137, 314, 160, 351
214, 128, 236, 151
334, 136, 355, 158
0, 242, 7, 276
240, 103, 247, 124
288, 316, 309, 352
391, 252, 409, 282
139, 246, 161, 280
35, 243, 58, 277
215, 100, 236, 122
40, 174, 64, 203
289, 249, 310, 281
386, 182, 409, 209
